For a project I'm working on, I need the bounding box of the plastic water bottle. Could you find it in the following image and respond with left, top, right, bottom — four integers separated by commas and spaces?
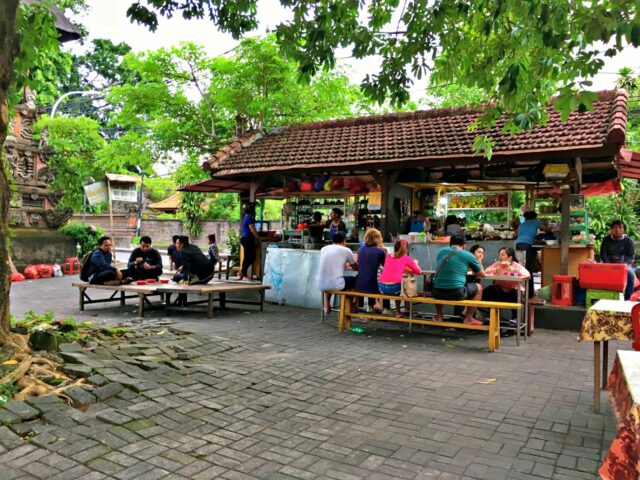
350, 327, 366, 333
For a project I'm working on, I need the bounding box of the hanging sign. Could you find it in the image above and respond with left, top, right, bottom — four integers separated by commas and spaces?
83, 181, 108, 206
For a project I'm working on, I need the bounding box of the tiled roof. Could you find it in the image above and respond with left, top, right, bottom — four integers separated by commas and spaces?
205, 90, 628, 177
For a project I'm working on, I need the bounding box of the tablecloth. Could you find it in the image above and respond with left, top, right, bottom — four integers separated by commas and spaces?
600, 350, 640, 480
579, 300, 636, 342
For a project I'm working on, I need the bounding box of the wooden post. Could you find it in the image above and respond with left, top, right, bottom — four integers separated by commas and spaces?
373, 170, 399, 241
107, 179, 115, 249
560, 186, 571, 275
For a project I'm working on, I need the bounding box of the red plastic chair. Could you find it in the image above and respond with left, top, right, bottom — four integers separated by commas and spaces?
632, 303, 640, 351
62, 257, 81, 275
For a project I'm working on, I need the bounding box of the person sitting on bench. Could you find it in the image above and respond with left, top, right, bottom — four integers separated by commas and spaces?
600, 219, 635, 300
127, 235, 163, 280
172, 236, 214, 285
482, 247, 530, 320
316, 232, 358, 315
432, 235, 486, 325
87, 236, 132, 285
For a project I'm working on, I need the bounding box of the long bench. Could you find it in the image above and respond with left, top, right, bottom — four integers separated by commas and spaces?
72, 281, 270, 318
327, 290, 521, 352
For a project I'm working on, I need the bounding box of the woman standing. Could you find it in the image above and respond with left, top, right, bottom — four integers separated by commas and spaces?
239, 204, 259, 282
356, 228, 387, 313
326, 208, 347, 241
378, 240, 421, 317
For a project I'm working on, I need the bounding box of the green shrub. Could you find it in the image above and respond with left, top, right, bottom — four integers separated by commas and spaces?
227, 229, 240, 258
59, 221, 105, 256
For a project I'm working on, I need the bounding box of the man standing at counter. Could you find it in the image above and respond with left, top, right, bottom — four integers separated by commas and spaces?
600, 220, 635, 300
432, 235, 486, 325
316, 232, 358, 315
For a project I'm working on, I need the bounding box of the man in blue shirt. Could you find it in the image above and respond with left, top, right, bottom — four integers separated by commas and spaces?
432, 235, 486, 325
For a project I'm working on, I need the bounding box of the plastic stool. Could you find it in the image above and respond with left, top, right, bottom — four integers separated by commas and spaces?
62, 257, 81, 275
552, 275, 574, 306
586, 288, 623, 307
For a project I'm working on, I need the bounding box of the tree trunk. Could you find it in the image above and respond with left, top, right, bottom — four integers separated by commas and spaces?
0, 1, 21, 346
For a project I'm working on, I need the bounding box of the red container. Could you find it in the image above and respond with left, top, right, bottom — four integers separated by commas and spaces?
578, 263, 628, 291
552, 275, 574, 306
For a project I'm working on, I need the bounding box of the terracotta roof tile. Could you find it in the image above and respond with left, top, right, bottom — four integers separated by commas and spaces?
207, 90, 628, 177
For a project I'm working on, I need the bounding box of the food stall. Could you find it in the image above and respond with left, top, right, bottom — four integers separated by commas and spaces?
180, 90, 633, 315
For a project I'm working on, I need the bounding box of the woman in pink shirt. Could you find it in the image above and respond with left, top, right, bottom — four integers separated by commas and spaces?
378, 240, 421, 317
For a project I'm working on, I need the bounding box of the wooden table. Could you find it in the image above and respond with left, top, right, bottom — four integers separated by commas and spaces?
157, 281, 269, 318
73, 281, 270, 319
600, 350, 640, 479
421, 272, 530, 344
579, 299, 637, 413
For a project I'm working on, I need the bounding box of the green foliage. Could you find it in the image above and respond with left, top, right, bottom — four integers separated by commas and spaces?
127, 0, 640, 134
226, 229, 240, 258
617, 68, 640, 151
0, 382, 18, 407
174, 155, 209, 236
588, 180, 640, 254
34, 116, 106, 210
145, 176, 175, 203
100, 327, 131, 336
58, 221, 104, 255
206, 194, 240, 221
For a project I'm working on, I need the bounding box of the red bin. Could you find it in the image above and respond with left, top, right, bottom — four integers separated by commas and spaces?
552, 275, 574, 306
578, 263, 627, 291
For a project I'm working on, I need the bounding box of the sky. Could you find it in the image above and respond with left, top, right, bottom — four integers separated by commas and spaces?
68, 0, 640, 98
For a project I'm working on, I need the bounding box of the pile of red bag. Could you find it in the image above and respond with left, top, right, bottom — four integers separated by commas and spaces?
22, 264, 54, 280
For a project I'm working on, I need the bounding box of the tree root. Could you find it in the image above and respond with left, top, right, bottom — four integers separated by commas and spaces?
15, 375, 85, 401
0, 354, 32, 384
2, 332, 29, 354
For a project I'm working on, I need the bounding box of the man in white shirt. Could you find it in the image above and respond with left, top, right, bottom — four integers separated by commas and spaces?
316, 232, 358, 315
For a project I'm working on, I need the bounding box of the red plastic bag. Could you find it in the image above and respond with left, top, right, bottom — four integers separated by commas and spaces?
35, 264, 53, 278
23, 265, 38, 279
11, 272, 25, 282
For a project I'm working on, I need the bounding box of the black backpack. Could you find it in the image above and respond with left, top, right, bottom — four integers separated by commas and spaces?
79, 250, 96, 282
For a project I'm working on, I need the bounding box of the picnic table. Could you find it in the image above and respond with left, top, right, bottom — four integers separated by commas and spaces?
72, 280, 269, 318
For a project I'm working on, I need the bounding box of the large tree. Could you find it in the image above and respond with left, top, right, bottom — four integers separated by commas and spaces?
1, 0, 639, 344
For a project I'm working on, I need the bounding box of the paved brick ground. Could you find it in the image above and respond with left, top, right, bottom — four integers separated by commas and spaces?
3, 276, 620, 479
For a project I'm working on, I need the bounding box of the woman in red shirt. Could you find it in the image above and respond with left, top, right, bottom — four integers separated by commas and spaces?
378, 240, 421, 317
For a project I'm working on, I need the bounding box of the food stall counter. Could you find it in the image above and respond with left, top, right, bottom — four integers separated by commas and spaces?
540, 244, 594, 287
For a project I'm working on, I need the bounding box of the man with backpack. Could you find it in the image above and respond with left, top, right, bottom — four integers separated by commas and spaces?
82, 236, 132, 285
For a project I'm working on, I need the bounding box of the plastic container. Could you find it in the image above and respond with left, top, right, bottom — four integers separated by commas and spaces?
160, 279, 169, 284
578, 263, 628, 291
552, 275, 574, 306
135, 280, 146, 285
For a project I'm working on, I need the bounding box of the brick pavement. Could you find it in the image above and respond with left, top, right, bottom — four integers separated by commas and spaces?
2, 277, 619, 479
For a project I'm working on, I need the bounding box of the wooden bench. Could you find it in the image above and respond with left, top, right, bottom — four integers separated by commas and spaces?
327, 290, 521, 352
73, 281, 270, 319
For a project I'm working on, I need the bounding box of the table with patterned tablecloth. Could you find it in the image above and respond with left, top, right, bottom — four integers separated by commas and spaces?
600, 350, 640, 480
578, 300, 637, 413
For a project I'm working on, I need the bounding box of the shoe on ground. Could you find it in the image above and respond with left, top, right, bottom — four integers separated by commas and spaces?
382, 308, 394, 316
